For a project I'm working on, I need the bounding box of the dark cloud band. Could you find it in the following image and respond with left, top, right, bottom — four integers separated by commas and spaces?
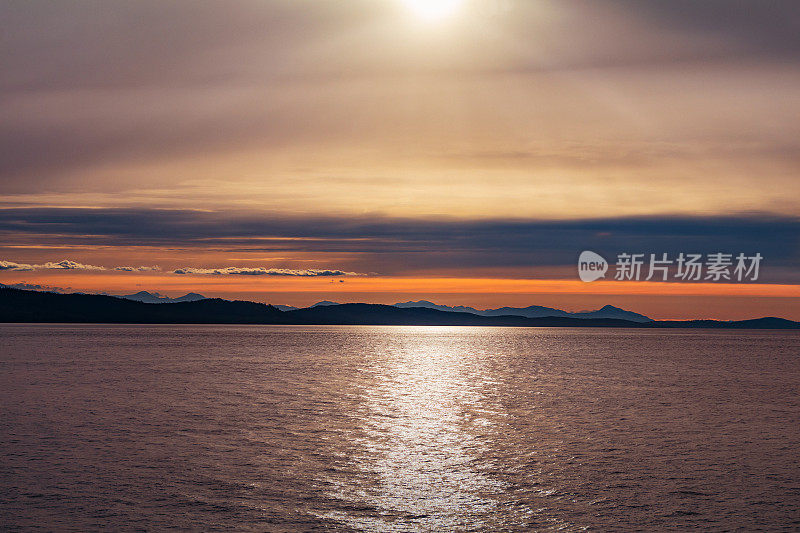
0, 208, 797, 279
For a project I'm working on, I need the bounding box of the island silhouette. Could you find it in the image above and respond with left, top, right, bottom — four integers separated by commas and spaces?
1, 286, 797, 329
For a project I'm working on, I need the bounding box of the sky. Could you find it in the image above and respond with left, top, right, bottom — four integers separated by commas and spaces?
1, 0, 799, 319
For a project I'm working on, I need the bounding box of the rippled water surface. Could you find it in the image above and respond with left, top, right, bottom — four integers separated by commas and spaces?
1, 325, 799, 531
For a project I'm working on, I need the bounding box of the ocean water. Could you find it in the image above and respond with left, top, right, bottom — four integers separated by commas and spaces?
1, 325, 799, 532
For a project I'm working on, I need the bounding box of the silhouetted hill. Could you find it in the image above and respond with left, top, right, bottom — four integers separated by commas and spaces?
0, 287, 282, 324
310, 300, 341, 307
283, 303, 634, 327
393, 301, 652, 322
393, 300, 571, 318
0, 287, 797, 328
480, 304, 571, 318
571, 305, 652, 322
652, 317, 800, 329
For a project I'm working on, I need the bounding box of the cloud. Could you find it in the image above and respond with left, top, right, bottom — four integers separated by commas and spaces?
0, 260, 34, 271
41, 259, 105, 270
619, 0, 800, 57
114, 265, 161, 272
1, 208, 799, 260
171, 267, 360, 277
0, 208, 798, 283
0, 253, 359, 277
0, 258, 145, 272
2, 0, 798, 199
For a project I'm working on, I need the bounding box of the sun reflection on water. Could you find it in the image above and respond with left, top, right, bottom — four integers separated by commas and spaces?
319, 327, 526, 531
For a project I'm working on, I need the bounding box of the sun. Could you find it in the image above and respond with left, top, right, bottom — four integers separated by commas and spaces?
399, 0, 464, 22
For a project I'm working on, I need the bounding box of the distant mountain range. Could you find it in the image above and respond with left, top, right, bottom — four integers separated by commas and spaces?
118, 291, 207, 304
393, 300, 653, 322
274, 300, 653, 322
1, 287, 797, 329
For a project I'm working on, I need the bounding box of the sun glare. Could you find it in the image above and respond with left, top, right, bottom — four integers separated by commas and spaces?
400, 0, 463, 22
